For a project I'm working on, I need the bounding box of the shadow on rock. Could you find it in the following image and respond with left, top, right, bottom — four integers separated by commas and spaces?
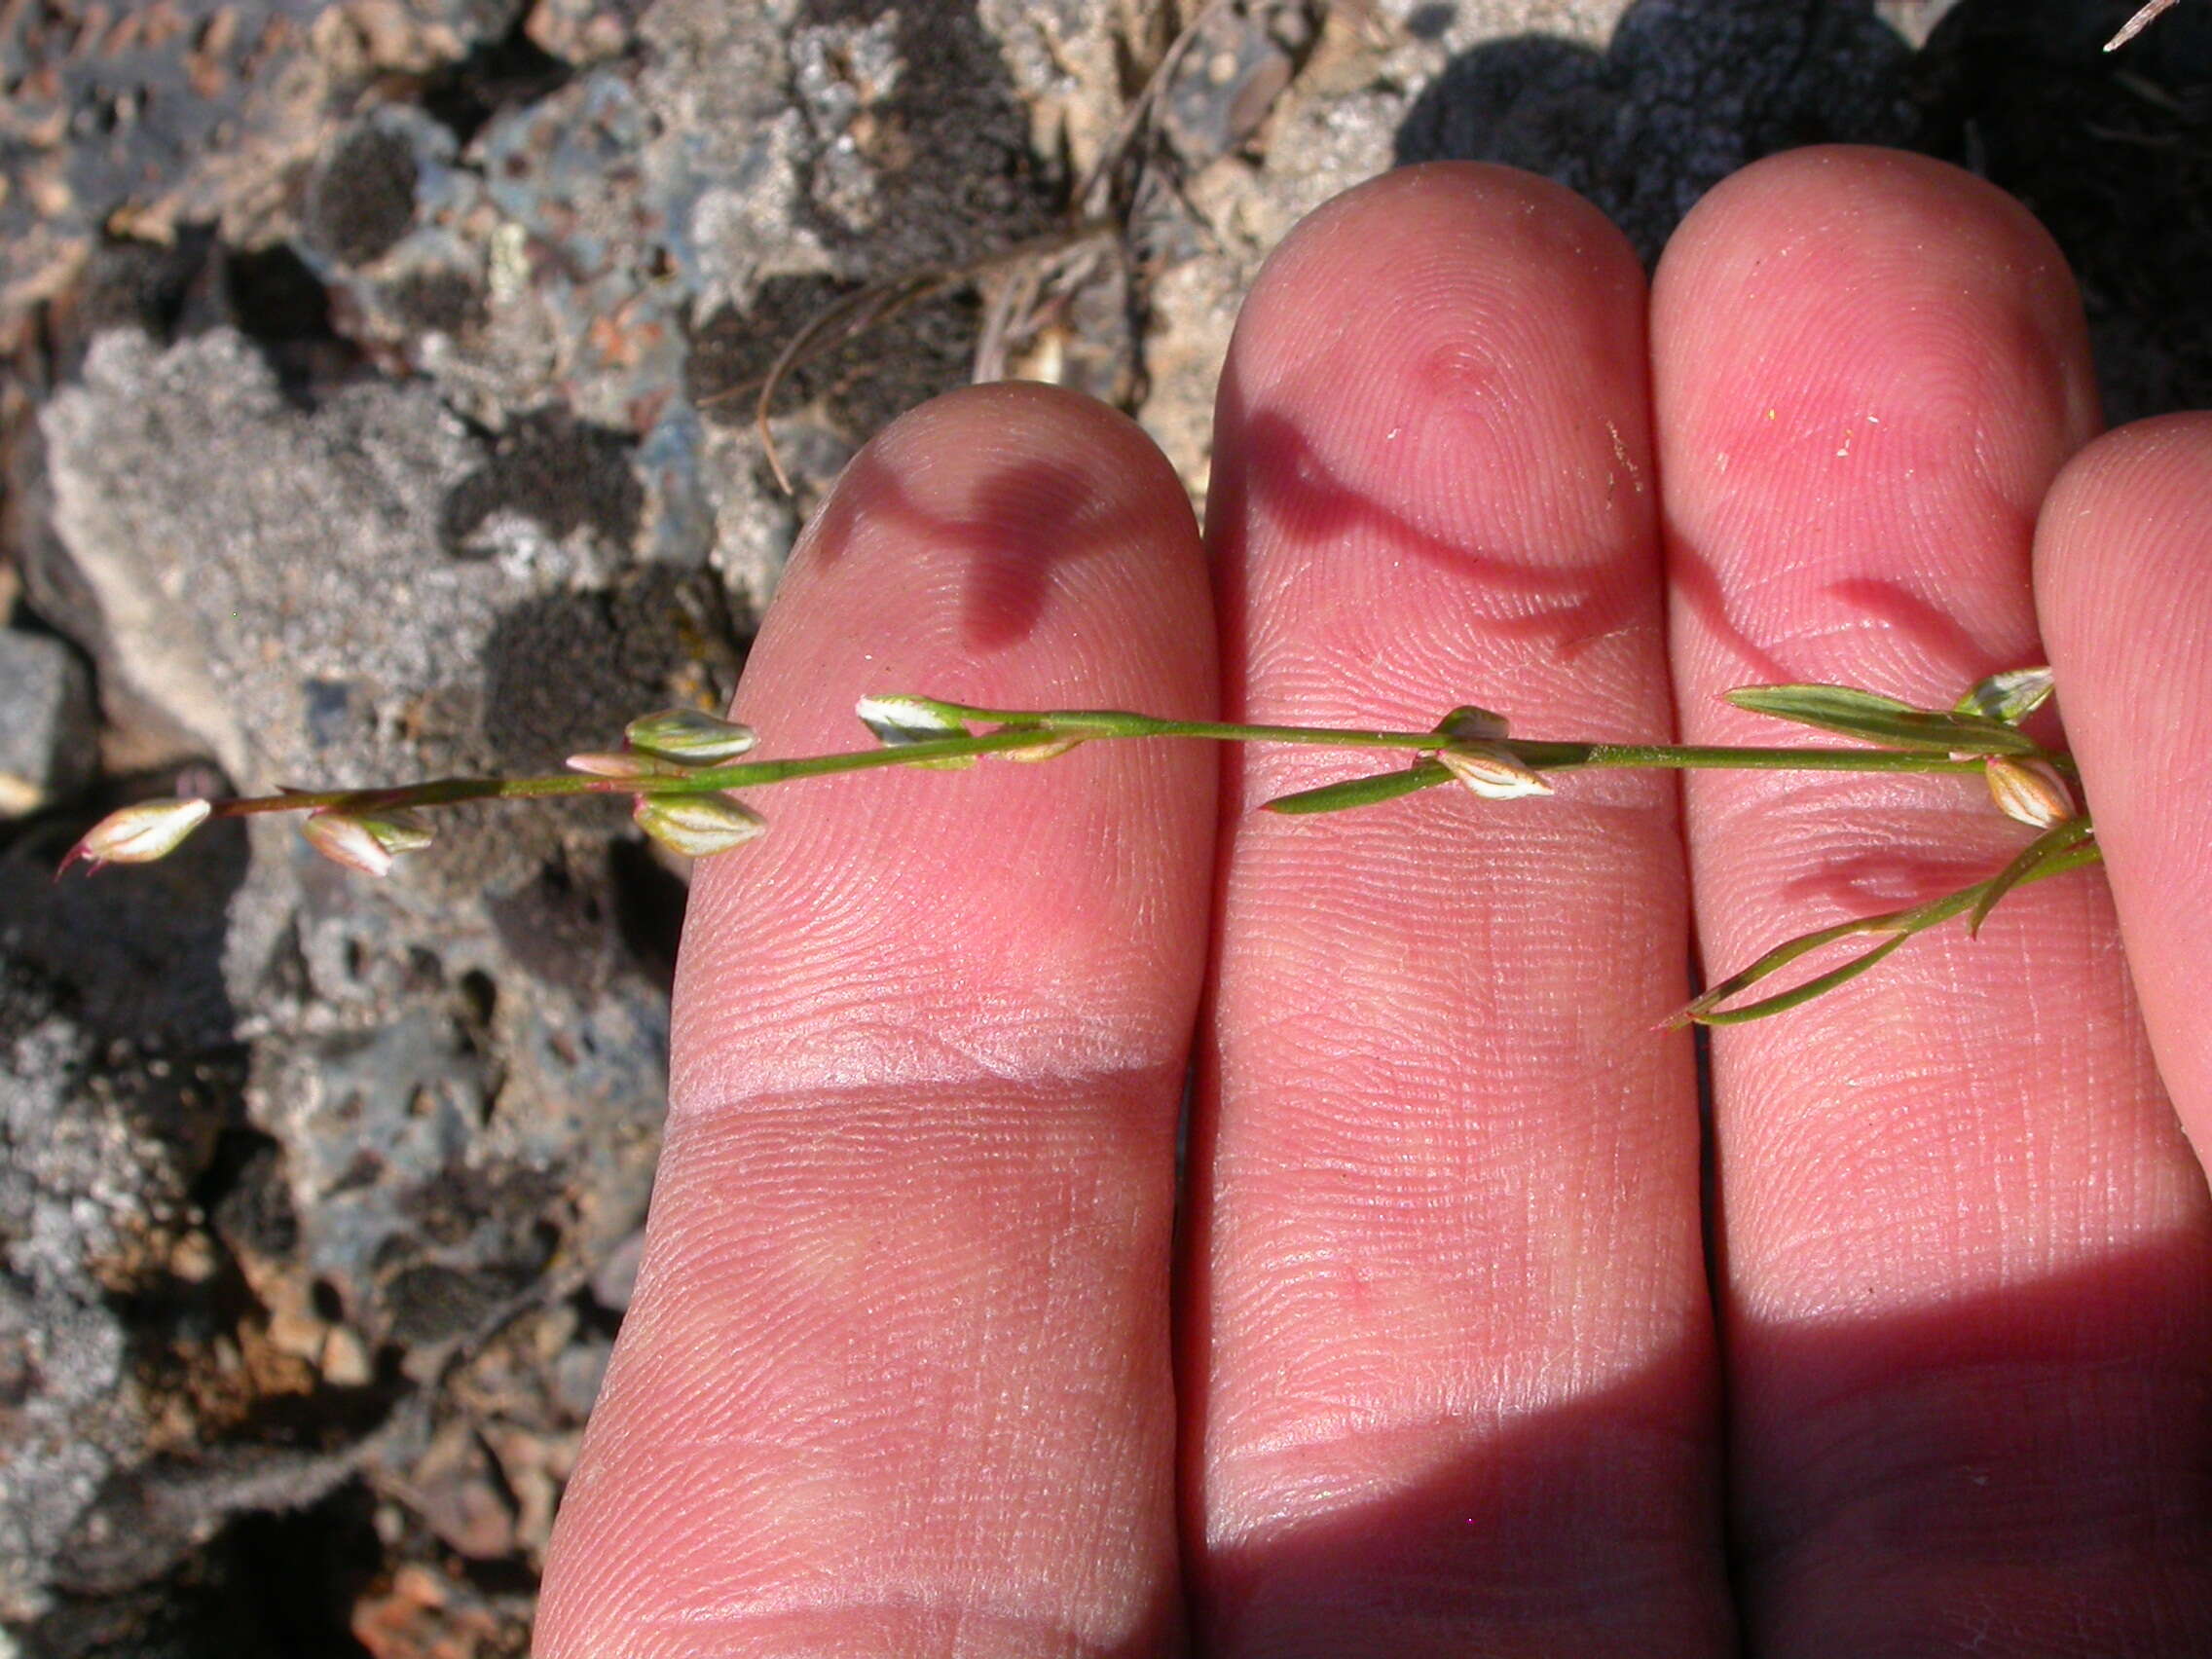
1396, 0, 2212, 422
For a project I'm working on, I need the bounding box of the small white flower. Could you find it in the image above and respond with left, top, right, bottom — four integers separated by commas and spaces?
1436, 744, 1552, 800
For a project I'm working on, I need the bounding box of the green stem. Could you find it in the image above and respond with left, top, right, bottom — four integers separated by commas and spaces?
203, 706, 2066, 822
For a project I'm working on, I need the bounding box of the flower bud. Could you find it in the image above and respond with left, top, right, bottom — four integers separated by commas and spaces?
1436, 744, 1552, 800
634, 793, 768, 857
1434, 705, 1511, 744
855, 694, 971, 745
622, 708, 758, 765
1983, 756, 2074, 830
302, 809, 432, 878
61, 797, 211, 873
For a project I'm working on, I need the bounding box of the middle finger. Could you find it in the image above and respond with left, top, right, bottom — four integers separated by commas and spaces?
1187, 163, 1731, 1658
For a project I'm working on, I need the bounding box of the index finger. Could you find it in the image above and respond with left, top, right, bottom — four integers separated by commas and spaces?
536, 384, 1217, 1658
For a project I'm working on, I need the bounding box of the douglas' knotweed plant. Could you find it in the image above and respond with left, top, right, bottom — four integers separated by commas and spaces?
62, 668, 2096, 1025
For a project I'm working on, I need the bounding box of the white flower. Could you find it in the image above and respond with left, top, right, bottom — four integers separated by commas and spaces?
1436, 744, 1552, 800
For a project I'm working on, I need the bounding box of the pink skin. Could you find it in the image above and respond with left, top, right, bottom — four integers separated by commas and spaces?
535, 152, 2212, 1657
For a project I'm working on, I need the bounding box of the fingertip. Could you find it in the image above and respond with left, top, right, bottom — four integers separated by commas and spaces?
1656, 146, 2097, 529
2036, 412, 2212, 1145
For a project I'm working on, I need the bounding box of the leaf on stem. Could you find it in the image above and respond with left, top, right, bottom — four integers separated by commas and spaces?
1725, 682, 2039, 755
1968, 815, 2097, 937
1669, 907, 1921, 1027
1953, 666, 2055, 726
1675, 831, 2107, 1025
1264, 764, 1455, 815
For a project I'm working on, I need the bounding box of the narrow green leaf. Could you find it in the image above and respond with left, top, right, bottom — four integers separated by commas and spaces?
1968, 816, 2099, 936
1953, 666, 2055, 726
1677, 829, 2106, 1025
1690, 933, 1915, 1026
1264, 764, 1455, 815
1671, 908, 1911, 1026
1725, 683, 2039, 755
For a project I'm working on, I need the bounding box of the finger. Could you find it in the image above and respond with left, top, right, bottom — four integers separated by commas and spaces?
1656, 147, 2212, 1654
2038, 414, 2212, 1158
1190, 164, 1730, 1657
536, 384, 1218, 1659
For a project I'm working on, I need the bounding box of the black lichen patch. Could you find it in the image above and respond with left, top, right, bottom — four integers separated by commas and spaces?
1913, 0, 2212, 422
304, 125, 420, 270
476, 566, 744, 771
380, 1261, 534, 1346
686, 272, 982, 443
383, 266, 486, 337
439, 408, 644, 559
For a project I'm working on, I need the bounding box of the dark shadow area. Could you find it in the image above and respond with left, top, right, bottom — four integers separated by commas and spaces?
0, 778, 247, 1051
30, 228, 365, 402
607, 835, 689, 992
1397, 0, 2212, 423
1913, 0, 2212, 424
1174, 1230, 2212, 1654
27, 1480, 384, 1659
419, 18, 578, 148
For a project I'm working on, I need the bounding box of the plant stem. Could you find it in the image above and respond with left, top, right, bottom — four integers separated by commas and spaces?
204, 706, 2069, 823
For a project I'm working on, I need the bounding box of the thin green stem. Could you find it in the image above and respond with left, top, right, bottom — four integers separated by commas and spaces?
203, 705, 2066, 823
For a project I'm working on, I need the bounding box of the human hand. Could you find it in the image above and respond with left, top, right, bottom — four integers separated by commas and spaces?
535, 149, 2212, 1657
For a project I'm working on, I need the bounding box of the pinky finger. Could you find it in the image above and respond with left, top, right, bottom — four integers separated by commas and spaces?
2038, 412, 2212, 1157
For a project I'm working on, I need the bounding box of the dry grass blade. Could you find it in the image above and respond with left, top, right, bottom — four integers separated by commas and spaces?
709, 223, 1118, 495
2106, 0, 2186, 51
1072, 0, 1239, 220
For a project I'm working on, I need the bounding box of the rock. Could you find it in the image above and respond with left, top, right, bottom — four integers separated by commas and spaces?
0, 960, 241, 1623
0, 629, 92, 817
586, 1227, 644, 1314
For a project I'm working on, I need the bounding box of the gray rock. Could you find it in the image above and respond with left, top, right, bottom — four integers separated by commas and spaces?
0, 961, 241, 1624
0, 630, 92, 818
43, 329, 510, 795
